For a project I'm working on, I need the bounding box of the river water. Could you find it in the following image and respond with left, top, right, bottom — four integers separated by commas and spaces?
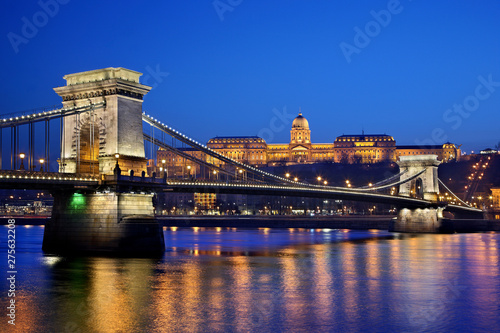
1, 225, 499, 332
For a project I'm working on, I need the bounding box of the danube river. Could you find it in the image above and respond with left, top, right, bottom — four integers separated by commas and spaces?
1, 225, 499, 332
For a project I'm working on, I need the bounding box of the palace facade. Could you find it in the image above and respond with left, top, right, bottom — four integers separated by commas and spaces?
157, 112, 461, 172
205, 113, 461, 166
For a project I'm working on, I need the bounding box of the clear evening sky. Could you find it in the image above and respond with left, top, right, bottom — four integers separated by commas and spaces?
1, 0, 499, 153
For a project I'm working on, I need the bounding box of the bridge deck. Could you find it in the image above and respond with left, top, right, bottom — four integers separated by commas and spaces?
0, 170, 482, 213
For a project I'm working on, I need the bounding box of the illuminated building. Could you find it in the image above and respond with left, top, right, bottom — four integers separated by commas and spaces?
396, 143, 461, 162
206, 136, 267, 165
334, 133, 396, 164
194, 193, 217, 211
480, 148, 498, 155
157, 112, 460, 169
266, 113, 336, 164
156, 148, 204, 177
490, 188, 500, 220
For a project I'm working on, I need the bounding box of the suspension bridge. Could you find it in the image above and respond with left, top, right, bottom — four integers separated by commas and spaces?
0, 68, 483, 254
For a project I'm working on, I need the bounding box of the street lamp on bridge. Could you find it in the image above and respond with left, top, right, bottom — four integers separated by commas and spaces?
161, 159, 167, 178
39, 158, 45, 172
114, 153, 121, 175
19, 153, 25, 171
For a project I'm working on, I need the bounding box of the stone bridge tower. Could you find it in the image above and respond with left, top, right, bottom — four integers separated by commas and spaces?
391, 155, 445, 233
397, 155, 441, 202
54, 67, 151, 175
43, 68, 164, 255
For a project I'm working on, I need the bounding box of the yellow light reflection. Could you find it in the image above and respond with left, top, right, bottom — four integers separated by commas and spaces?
229, 256, 252, 331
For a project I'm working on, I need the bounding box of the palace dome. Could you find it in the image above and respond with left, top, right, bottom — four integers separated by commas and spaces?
292, 113, 309, 129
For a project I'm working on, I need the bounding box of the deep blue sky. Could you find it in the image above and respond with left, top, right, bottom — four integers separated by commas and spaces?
1, 0, 499, 153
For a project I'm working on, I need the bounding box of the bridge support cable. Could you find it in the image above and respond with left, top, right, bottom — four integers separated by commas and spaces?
142, 113, 296, 185
0, 102, 106, 172
356, 170, 408, 189
45, 119, 50, 172
347, 169, 427, 193
0, 102, 106, 129
1, 102, 107, 127
10, 126, 17, 170
60, 115, 64, 173
28, 121, 34, 171
438, 178, 472, 208
143, 133, 256, 181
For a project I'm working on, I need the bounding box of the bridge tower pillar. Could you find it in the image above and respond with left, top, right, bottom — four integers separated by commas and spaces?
391, 155, 447, 233
54, 67, 151, 175
398, 155, 441, 201
43, 68, 164, 254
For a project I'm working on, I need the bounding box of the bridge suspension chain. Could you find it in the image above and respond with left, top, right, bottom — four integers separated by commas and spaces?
438, 178, 471, 208
0, 102, 105, 128
142, 112, 294, 185
345, 168, 427, 192
143, 133, 251, 181
356, 170, 408, 189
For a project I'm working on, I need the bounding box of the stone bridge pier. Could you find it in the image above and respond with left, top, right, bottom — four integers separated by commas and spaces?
390, 155, 448, 233
42, 68, 164, 255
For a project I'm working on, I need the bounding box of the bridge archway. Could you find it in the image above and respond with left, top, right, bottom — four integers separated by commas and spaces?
74, 117, 102, 175
413, 178, 424, 200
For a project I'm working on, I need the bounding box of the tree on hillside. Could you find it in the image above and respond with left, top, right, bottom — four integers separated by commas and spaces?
339, 153, 349, 164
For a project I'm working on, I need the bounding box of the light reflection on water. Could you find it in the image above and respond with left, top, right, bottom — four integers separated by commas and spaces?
1, 226, 499, 332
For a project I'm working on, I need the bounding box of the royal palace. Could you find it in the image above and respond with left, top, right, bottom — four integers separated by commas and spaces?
157, 112, 461, 173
